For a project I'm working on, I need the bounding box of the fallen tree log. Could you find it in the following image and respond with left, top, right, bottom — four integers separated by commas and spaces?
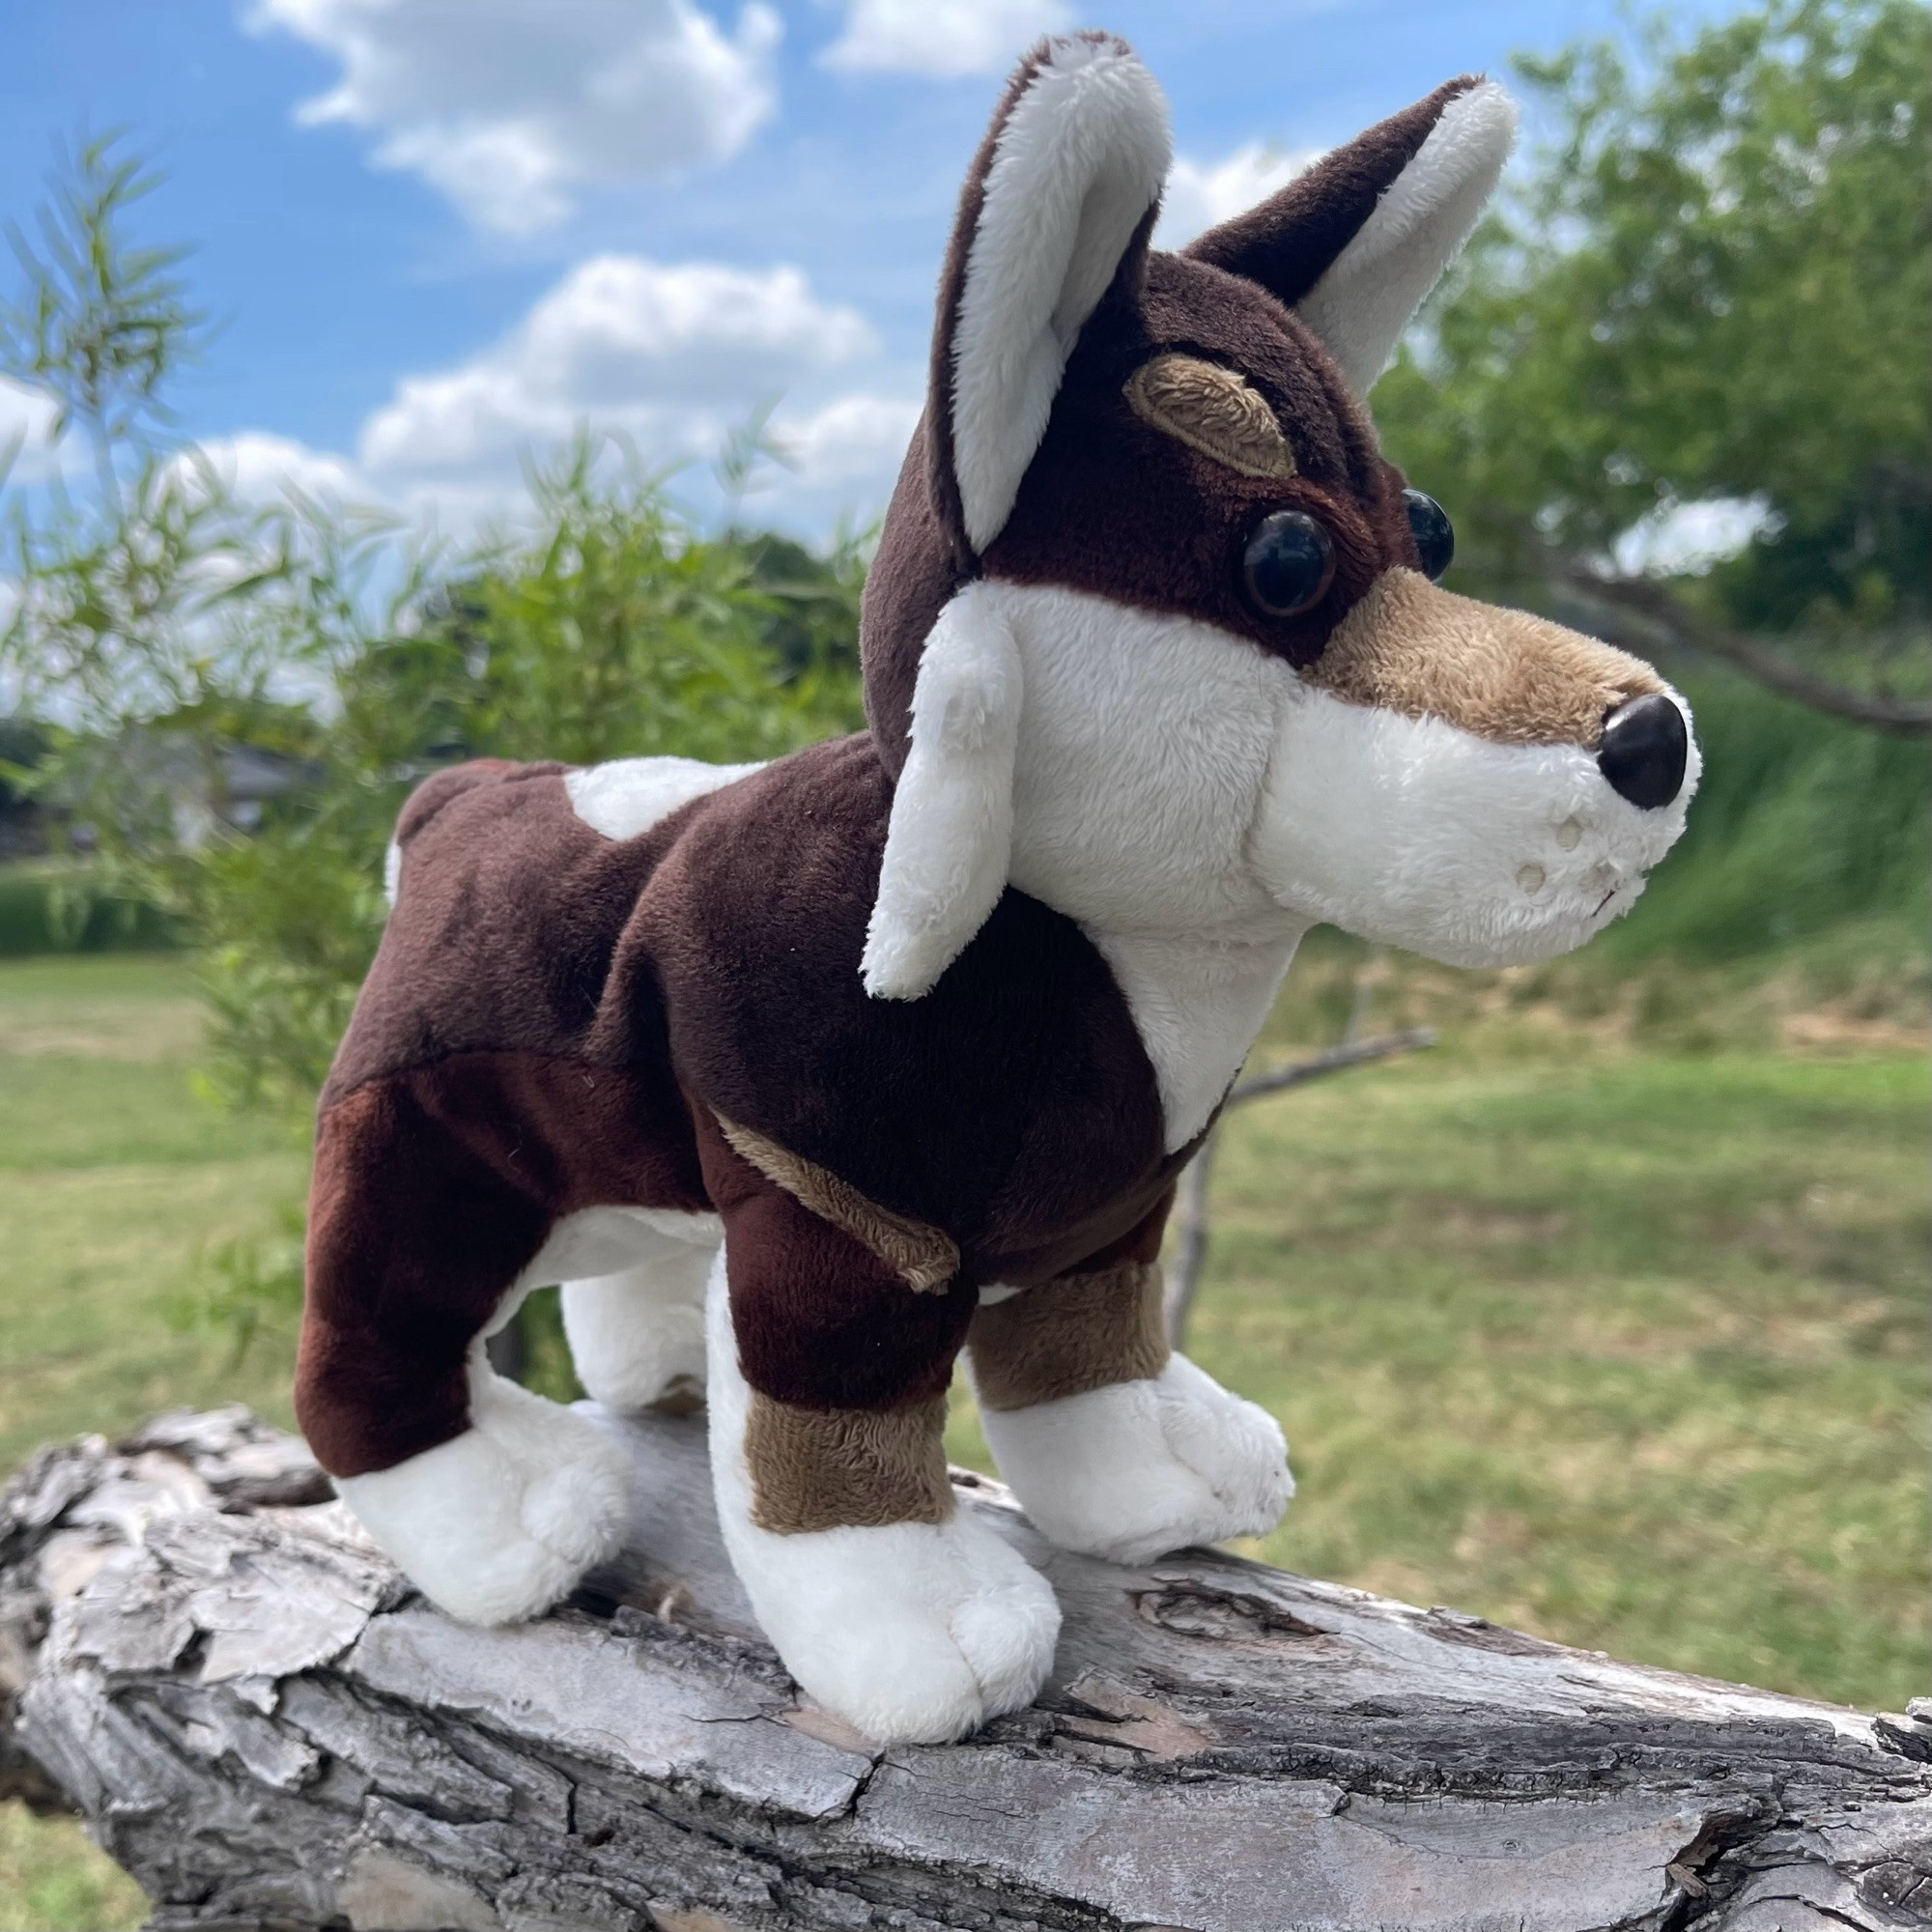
2, 1406, 1927, 1932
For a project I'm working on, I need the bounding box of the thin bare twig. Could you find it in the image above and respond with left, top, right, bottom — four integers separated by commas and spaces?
1226, 1026, 1438, 1105
1165, 1028, 1438, 1344
1559, 565, 1932, 738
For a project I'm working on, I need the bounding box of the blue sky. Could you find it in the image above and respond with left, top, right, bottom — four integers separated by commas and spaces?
0, 0, 1751, 538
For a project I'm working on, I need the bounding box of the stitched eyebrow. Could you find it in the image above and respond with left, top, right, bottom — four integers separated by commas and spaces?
1123, 354, 1298, 480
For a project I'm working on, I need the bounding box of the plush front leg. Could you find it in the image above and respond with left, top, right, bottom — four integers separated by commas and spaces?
969, 1262, 1293, 1566
704, 1251, 1059, 1746
334, 1347, 630, 1626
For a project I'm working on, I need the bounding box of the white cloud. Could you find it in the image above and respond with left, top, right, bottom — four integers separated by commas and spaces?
821, 0, 1068, 78
0, 379, 75, 484
1613, 495, 1776, 579
1155, 142, 1321, 250
778, 392, 920, 488
249, 0, 781, 233
358, 254, 878, 485
137, 256, 915, 542
184, 432, 371, 508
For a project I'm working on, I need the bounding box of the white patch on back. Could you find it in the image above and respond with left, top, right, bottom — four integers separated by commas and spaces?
564, 755, 763, 842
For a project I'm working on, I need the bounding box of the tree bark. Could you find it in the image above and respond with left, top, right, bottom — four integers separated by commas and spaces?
3, 1406, 1928, 1932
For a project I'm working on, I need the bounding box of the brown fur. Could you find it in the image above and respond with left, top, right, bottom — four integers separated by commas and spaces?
1308, 569, 1666, 748
1123, 354, 1298, 479
979, 251, 1413, 671
744, 1392, 953, 1533
299, 1049, 708, 1478
298, 51, 1682, 1561
715, 1114, 959, 1294
970, 1261, 1169, 1412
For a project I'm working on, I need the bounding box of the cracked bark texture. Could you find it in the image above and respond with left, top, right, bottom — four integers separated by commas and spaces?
2, 1406, 1927, 1932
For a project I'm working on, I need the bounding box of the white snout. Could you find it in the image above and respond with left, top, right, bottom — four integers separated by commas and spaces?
1252, 683, 1699, 968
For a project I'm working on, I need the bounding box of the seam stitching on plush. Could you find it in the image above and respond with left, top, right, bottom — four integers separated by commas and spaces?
715, 1113, 959, 1294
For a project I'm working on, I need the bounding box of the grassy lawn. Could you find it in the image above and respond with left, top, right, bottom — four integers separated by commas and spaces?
0, 952, 1924, 1927
0, 956, 306, 1932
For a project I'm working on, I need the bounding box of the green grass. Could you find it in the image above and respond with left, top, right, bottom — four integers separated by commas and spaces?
0, 952, 1925, 1923
0, 956, 307, 1930
0, 957, 305, 1474
0, 1806, 145, 1932
954, 1036, 1927, 1712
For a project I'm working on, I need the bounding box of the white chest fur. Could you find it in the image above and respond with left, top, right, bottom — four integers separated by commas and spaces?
987, 579, 1310, 1152
1089, 923, 1305, 1151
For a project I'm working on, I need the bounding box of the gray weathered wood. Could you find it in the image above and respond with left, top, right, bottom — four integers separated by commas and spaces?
3, 1405, 1928, 1931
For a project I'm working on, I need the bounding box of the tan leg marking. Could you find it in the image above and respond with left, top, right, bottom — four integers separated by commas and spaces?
969, 1261, 1170, 1413
744, 1391, 953, 1533
714, 1114, 959, 1294
1308, 567, 1665, 748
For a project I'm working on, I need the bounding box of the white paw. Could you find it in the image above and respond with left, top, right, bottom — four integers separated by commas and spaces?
977, 1354, 1293, 1566
701, 1246, 1057, 1744
336, 1355, 630, 1625
724, 1509, 1061, 1746
561, 1251, 712, 1412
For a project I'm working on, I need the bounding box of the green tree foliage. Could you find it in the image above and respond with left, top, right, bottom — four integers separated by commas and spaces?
1374, 0, 1929, 964
189, 449, 865, 1113
0, 142, 866, 1117
1377, 0, 1930, 640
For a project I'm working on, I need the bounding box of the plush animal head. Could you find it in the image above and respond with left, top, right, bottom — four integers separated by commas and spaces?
859, 33, 1698, 1000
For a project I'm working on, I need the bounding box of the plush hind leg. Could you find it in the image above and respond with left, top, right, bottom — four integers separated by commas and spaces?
298, 1082, 629, 1626
558, 1210, 720, 1412
968, 1250, 1293, 1567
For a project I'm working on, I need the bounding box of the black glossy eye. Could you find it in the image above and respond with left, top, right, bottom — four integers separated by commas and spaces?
1241, 511, 1336, 618
1404, 488, 1454, 581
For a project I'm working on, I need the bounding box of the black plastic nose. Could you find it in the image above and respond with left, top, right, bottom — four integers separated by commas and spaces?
1597, 695, 1688, 810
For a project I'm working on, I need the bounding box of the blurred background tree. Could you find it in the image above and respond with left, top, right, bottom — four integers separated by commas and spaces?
0, 143, 865, 1113
1376, 0, 1929, 964
1377, 0, 1928, 695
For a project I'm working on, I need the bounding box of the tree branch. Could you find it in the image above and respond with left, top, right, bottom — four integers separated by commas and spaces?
5, 1406, 1928, 1930
1165, 1030, 1438, 1344
1559, 564, 1932, 737
1226, 1027, 1440, 1105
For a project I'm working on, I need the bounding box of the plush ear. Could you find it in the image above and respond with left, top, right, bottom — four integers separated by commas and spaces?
861, 585, 1023, 1002
930, 33, 1171, 556
1184, 77, 1516, 396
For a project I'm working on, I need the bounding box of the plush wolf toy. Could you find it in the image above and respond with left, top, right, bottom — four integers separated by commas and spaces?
298, 34, 1698, 1746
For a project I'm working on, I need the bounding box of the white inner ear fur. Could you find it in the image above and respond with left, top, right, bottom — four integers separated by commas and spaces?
862, 582, 1025, 1001
1295, 80, 1518, 396
950, 37, 1171, 552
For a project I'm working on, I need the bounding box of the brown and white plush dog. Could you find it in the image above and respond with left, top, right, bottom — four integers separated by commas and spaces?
298, 35, 1698, 1746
